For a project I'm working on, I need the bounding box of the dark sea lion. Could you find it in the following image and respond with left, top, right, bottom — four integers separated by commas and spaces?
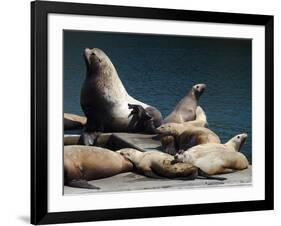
128, 104, 163, 133
80, 48, 162, 144
164, 84, 206, 123
64, 146, 134, 189
173, 133, 249, 175
118, 149, 225, 180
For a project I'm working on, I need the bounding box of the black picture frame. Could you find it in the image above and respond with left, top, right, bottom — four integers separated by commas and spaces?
31, 1, 274, 224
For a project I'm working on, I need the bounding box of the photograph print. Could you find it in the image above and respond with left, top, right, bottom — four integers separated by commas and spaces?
63, 30, 252, 195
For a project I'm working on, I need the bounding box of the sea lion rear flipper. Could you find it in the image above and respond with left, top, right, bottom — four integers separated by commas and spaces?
67, 179, 100, 189
197, 169, 226, 181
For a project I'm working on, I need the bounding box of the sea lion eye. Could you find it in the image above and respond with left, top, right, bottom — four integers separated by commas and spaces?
237, 136, 240, 139
196, 85, 199, 89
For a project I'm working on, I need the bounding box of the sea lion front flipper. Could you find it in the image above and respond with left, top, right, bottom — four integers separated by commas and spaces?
78, 132, 98, 146
67, 179, 100, 189
197, 169, 226, 181
143, 170, 165, 179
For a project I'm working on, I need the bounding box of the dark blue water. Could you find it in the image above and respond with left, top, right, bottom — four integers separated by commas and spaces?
64, 31, 252, 162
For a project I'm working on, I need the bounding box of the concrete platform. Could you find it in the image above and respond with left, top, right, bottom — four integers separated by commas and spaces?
64, 132, 252, 195
64, 166, 251, 195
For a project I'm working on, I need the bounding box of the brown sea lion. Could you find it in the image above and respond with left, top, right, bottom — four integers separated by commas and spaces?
156, 119, 220, 154
64, 146, 134, 189
173, 133, 249, 175
164, 84, 206, 123
158, 106, 209, 155
80, 48, 162, 144
117, 149, 225, 180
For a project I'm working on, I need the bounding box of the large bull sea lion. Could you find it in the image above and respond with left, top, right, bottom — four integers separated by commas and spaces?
80, 48, 162, 144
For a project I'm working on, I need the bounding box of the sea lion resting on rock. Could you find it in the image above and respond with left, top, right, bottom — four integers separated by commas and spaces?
172, 133, 249, 175
80, 48, 162, 144
64, 146, 134, 189
156, 110, 220, 155
164, 84, 206, 123
64, 113, 87, 130
158, 106, 210, 155
117, 149, 225, 180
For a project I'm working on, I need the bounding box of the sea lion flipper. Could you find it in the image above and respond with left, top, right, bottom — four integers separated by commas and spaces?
67, 179, 100, 189
78, 132, 98, 146
143, 170, 164, 179
197, 168, 226, 181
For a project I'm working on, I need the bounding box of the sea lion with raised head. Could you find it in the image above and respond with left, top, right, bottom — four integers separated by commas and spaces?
64, 146, 134, 189
164, 84, 206, 124
172, 133, 249, 175
117, 149, 225, 180
80, 48, 162, 144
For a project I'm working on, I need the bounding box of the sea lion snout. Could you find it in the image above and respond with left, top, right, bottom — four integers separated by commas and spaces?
84, 48, 103, 66
236, 133, 248, 142
171, 154, 183, 164
237, 133, 248, 152
193, 83, 206, 95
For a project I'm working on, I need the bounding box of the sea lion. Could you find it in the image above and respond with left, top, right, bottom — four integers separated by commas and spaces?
172, 133, 249, 175
156, 119, 220, 154
158, 106, 209, 155
185, 106, 208, 128
128, 104, 163, 133
164, 84, 206, 123
64, 113, 87, 130
117, 149, 225, 180
64, 146, 134, 189
80, 48, 162, 143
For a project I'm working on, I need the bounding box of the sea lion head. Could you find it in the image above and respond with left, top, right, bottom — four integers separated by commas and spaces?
84, 48, 114, 74
172, 151, 193, 164
192, 83, 206, 98
226, 133, 248, 152
117, 148, 143, 163
155, 123, 179, 136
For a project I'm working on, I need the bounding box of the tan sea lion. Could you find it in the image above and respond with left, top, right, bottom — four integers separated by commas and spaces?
64, 146, 134, 189
117, 149, 225, 180
173, 133, 249, 175
185, 106, 208, 128
158, 106, 209, 155
156, 118, 220, 154
80, 48, 162, 144
164, 84, 206, 123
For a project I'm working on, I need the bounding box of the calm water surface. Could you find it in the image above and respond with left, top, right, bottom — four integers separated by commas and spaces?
64, 31, 252, 162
